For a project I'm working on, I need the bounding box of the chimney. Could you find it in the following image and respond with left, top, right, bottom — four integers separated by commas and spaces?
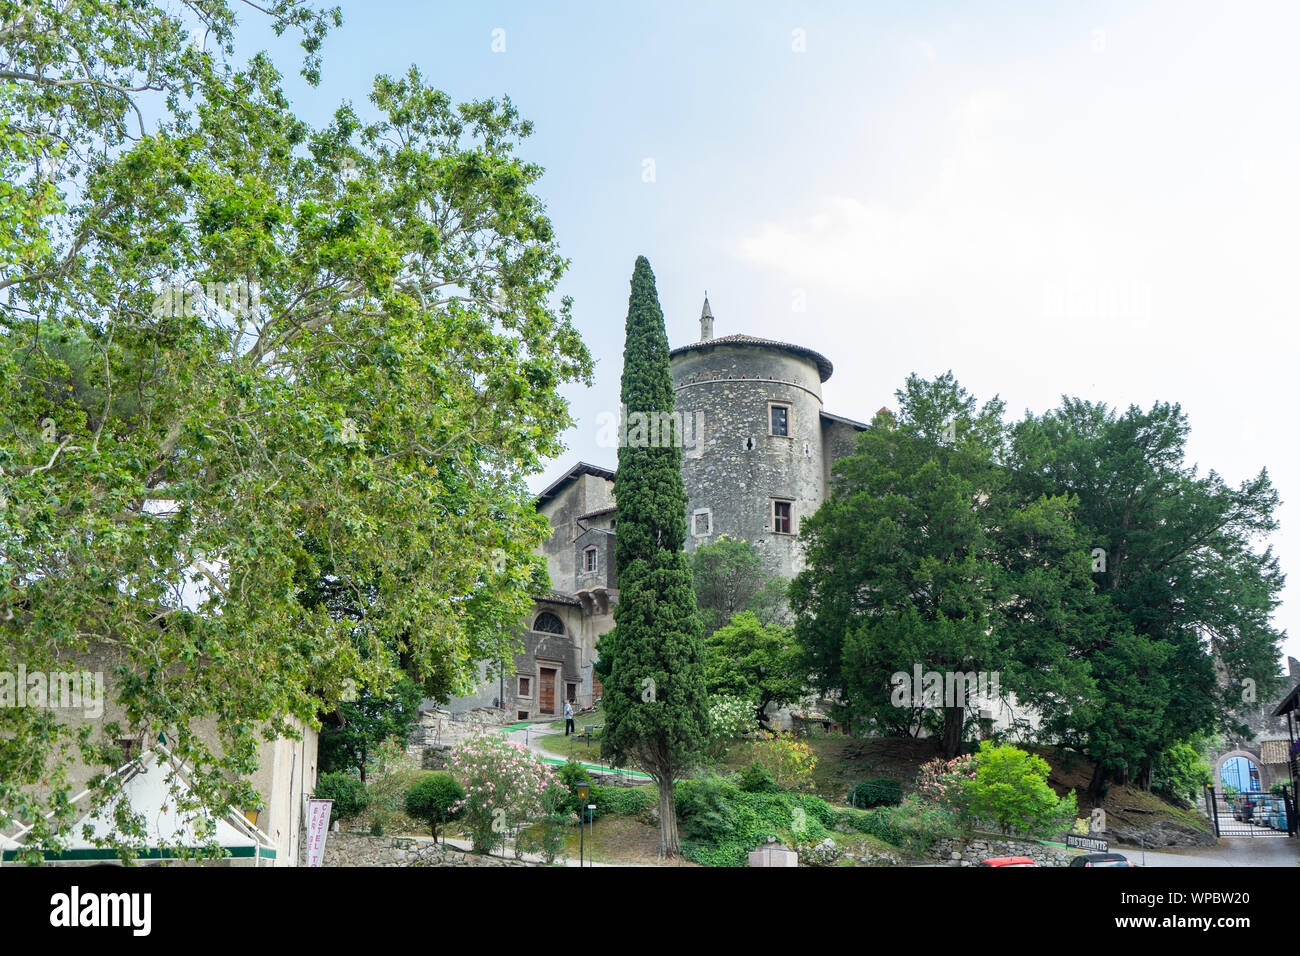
700, 293, 714, 342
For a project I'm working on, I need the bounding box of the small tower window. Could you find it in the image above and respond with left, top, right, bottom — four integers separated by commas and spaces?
518, 676, 532, 697
692, 508, 713, 538
772, 500, 794, 535
769, 403, 791, 437
583, 547, 598, 573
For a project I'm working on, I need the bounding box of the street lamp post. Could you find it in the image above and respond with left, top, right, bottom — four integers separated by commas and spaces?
575, 782, 590, 866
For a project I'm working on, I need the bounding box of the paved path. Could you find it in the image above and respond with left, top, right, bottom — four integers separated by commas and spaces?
1114, 838, 1300, 867
501, 721, 653, 782
413, 833, 616, 867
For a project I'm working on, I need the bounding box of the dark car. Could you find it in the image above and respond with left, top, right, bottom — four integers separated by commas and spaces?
1069, 852, 1134, 867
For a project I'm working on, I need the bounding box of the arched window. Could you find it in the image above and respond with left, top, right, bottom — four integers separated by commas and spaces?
533, 612, 565, 634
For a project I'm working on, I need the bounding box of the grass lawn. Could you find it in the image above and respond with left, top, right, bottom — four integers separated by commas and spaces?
544, 703, 605, 734
535, 733, 603, 762
559, 814, 700, 866
718, 734, 905, 802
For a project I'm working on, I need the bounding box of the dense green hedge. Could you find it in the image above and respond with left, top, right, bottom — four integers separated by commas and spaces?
849, 778, 903, 808
675, 776, 836, 866
837, 801, 955, 852
589, 785, 653, 819
313, 772, 368, 820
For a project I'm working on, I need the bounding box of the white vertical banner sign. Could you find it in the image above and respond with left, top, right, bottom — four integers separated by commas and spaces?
305, 799, 333, 867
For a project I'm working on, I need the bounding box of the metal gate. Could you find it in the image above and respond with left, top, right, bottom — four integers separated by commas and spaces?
1205, 786, 1295, 838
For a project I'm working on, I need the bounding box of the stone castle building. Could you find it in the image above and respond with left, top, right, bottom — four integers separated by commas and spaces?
672, 296, 871, 580
443, 298, 1026, 735
447, 297, 874, 720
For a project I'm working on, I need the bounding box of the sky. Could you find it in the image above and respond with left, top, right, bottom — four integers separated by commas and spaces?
238, 1, 1300, 662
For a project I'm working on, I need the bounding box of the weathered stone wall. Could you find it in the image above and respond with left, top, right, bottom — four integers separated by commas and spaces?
407, 707, 510, 759
671, 343, 826, 580
535, 471, 614, 594
301, 832, 535, 867
820, 414, 865, 489
927, 836, 1073, 867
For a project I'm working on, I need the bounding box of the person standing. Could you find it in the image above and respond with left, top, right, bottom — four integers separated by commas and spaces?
564, 698, 575, 736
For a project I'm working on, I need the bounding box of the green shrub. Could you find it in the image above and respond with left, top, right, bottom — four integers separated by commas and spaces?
520, 780, 575, 864
675, 775, 739, 843
313, 772, 368, 821
740, 761, 777, 793
964, 741, 1077, 837
404, 773, 464, 839
557, 759, 592, 814
850, 778, 902, 808
675, 782, 834, 866
362, 737, 423, 836
802, 795, 837, 827
836, 797, 959, 852
590, 785, 652, 819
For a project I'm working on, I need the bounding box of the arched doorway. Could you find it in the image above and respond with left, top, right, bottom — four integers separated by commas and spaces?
1216, 750, 1268, 792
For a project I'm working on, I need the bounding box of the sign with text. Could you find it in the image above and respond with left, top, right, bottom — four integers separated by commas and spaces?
1066, 833, 1109, 853
305, 799, 333, 867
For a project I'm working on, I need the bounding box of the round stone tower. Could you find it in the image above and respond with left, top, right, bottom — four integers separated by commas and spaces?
669, 296, 834, 580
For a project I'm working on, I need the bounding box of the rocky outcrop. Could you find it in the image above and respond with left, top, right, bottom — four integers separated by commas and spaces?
1100, 816, 1216, 848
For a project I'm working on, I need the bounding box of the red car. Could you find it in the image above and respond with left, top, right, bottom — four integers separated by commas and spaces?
976, 856, 1037, 867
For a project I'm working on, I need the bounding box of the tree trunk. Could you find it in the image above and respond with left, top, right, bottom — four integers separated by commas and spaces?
941, 705, 964, 759
656, 775, 679, 858
1087, 762, 1108, 803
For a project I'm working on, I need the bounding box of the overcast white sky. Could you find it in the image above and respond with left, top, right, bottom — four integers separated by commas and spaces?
247, 1, 1300, 663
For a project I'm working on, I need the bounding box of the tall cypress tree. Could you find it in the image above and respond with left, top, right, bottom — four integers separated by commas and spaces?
598, 256, 709, 857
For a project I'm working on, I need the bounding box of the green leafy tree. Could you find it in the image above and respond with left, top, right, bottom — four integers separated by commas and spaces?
963, 742, 1078, 838
1151, 740, 1214, 805
404, 773, 464, 841
690, 536, 788, 634
0, 0, 591, 861
704, 611, 803, 730
318, 675, 423, 782
792, 373, 1096, 757
1008, 399, 1284, 797
597, 256, 709, 858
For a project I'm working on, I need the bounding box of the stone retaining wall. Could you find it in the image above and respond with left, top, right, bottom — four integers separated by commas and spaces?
302, 832, 536, 867
927, 835, 1072, 867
